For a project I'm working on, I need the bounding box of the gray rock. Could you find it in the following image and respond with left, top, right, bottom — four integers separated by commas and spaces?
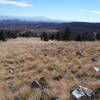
31, 80, 41, 88
70, 85, 96, 100
91, 58, 97, 62
31, 77, 48, 89
93, 67, 100, 73
76, 50, 84, 57
9, 68, 15, 74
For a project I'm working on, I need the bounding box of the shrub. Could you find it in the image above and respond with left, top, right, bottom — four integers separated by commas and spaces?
0, 30, 7, 41
41, 32, 48, 41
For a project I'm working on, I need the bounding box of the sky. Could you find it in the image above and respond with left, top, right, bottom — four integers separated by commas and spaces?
0, 0, 100, 22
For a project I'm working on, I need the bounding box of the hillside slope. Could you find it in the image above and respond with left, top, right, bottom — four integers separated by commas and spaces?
0, 20, 100, 33
0, 38, 100, 100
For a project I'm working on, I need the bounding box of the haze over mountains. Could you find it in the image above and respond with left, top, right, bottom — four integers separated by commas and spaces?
0, 16, 100, 35
0, 16, 67, 22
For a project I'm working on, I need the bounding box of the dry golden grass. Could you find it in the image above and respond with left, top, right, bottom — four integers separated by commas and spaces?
0, 38, 100, 100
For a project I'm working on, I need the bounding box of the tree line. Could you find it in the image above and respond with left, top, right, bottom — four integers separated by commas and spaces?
0, 30, 38, 41
41, 27, 100, 41
0, 28, 100, 41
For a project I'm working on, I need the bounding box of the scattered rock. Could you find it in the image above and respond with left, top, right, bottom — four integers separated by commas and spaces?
31, 80, 41, 88
76, 50, 84, 57
70, 85, 96, 100
93, 67, 100, 73
31, 77, 48, 89
9, 68, 15, 74
91, 58, 97, 62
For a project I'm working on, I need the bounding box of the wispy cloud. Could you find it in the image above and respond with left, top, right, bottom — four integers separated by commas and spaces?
80, 10, 100, 15
0, 0, 32, 7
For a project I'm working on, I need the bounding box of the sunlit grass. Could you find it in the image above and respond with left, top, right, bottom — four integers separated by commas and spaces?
0, 38, 99, 100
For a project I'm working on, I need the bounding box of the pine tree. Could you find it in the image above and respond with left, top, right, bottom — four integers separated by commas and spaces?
41, 32, 48, 41
76, 34, 82, 41
96, 32, 100, 40
63, 27, 71, 41
0, 30, 7, 41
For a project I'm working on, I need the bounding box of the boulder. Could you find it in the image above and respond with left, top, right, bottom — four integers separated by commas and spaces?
93, 67, 100, 73
70, 85, 96, 100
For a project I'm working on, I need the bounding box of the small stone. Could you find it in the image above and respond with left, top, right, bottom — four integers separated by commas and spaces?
91, 58, 97, 62
31, 77, 48, 89
76, 50, 84, 57
93, 67, 100, 73
70, 85, 96, 100
9, 69, 15, 74
31, 80, 40, 88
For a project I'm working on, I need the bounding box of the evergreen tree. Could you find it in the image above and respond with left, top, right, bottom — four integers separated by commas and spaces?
56, 32, 60, 40
96, 32, 100, 40
0, 30, 7, 41
63, 27, 71, 41
76, 34, 82, 41
41, 32, 48, 41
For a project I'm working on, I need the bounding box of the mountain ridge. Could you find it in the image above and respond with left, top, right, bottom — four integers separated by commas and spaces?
0, 18, 100, 37
0, 16, 69, 23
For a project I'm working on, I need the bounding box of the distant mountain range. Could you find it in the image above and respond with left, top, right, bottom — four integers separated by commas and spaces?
0, 16, 67, 22
0, 16, 100, 37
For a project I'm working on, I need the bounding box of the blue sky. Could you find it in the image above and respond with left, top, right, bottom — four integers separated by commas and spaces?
0, 0, 100, 22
